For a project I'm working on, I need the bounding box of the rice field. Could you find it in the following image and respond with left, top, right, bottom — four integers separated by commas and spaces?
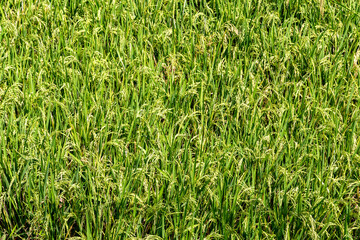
1, 0, 360, 239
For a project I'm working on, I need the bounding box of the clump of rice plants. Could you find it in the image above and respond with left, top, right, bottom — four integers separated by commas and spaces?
1, 0, 360, 239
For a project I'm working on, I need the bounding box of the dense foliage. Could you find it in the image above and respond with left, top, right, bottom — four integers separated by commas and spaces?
1, 0, 360, 239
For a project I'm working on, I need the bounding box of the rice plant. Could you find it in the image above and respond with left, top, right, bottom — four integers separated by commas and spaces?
1, 0, 360, 239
